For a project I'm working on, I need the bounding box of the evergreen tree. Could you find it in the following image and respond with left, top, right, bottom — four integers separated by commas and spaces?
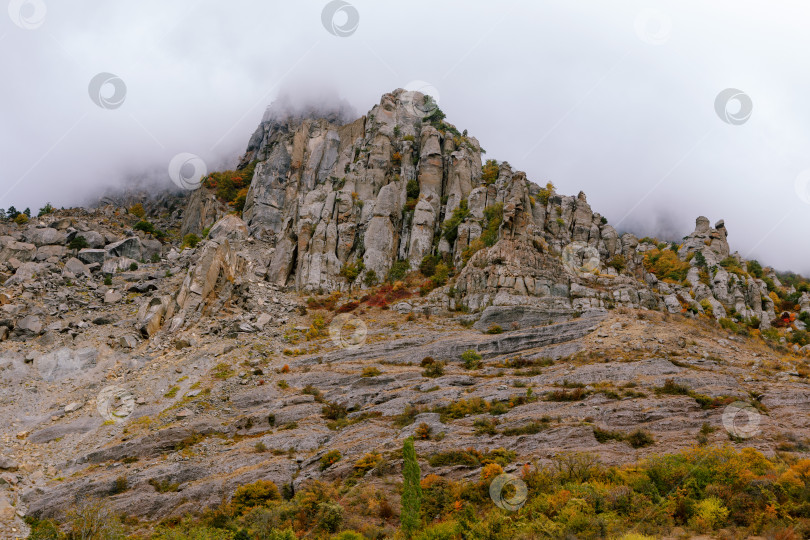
6, 206, 18, 219
0, 209, 5, 220
400, 437, 422, 538
23, 207, 31, 218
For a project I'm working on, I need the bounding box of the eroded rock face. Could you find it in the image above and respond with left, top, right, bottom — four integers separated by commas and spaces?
238, 89, 483, 292
168, 90, 780, 325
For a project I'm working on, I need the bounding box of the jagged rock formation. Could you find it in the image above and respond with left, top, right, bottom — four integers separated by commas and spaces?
179, 89, 778, 328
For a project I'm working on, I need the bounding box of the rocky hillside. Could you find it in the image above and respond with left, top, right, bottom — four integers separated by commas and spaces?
182, 89, 802, 332
1, 90, 810, 539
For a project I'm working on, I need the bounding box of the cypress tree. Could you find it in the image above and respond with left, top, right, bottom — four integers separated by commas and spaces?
400, 436, 422, 538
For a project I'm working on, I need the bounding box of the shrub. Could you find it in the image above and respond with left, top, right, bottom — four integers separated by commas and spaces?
232, 480, 281, 513
182, 233, 200, 248
537, 181, 555, 205
387, 259, 410, 282
485, 324, 503, 335
481, 159, 499, 184
719, 256, 746, 277
546, 388, 588, 402
129, 203, 145, 218
431, 262, 450, 287
129, 262, 139, 271
460, 349, 482, 369
593, 427, 625, 444
202, 162, 257, 212
149, 478, 179, 493
361, 366, 381, 377
415, 422, 432, 440
422, 361, 445, 378
64, 499, 125, 539
68, 236, 89, 251
133, 220, 156, 234
627, 429, 655, 448
110, 476, 128, 495
353, 452, 383, 476
655, 379, 690, 395
420, 255, 439, 277
442, 199, 470, 244
38, 202, 54, 216
363, 269, 378, 287
340, 259, 364, 282
428, 447, 515, 468
502, 420, 549, 436
689, 496, 729, 531
480, 202, 504, 247
607, 255, 626, 273
321, 402, 348, 421
319, 450, 342, 471
643, 248, 690, 282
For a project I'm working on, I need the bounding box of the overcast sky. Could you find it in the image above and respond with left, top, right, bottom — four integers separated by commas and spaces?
1, 0, 809, 273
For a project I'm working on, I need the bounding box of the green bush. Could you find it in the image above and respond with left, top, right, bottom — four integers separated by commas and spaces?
340, 259, 364, 282
442, 199, 470, 244
627, 429, 655, 448
183, 233, 201, 248
68, 236, 89, 251
387, 259, 410, 282
422, 361, 445, 378
460, 349, 482, 369
480, 203, 503, 247
363, 269, 378, 287
419, 255, 439, 277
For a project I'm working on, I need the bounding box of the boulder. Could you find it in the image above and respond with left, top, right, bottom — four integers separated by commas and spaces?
35, 245, 66, 261
103, 257, 138, 274
77, 249, 106, 266
63, 257, 89, 277
106, 237, 143, 260
5, 262, 41, 285
0, 236, 36, 263
75, 230, 106, 248
24, 227, 66, 246
17, 315, 43, 335
36, 347, 98, 382
208, 214, 249, 241
0, 457, 18, 471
